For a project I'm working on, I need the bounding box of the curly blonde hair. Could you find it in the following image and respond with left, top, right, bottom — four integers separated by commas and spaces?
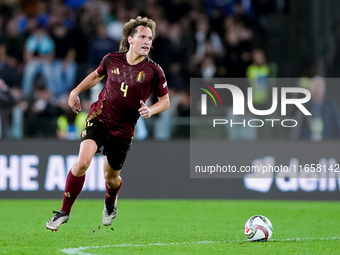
119, 16, 156, 52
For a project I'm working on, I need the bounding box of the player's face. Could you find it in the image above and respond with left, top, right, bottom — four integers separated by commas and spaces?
128, 26, 153, 56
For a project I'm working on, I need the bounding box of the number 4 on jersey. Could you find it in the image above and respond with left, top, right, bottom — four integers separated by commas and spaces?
120, 82, 128, 97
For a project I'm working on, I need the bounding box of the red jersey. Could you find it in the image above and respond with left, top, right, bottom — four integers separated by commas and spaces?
87, 52, 168, 138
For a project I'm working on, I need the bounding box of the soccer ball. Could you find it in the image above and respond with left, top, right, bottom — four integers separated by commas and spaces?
244, 215, 273, 242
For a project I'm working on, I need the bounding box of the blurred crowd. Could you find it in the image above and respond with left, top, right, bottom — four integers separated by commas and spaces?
1, 0, 336, 141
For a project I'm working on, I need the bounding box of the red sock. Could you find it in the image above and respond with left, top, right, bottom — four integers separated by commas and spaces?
105, 179, 122, 205
61, 171, 85, 214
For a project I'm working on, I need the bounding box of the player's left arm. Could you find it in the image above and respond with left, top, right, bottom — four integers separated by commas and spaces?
139, 93, 170, 119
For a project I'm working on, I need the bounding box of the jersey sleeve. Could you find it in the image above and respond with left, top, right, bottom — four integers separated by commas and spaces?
153, 65, 169, 97
96, 53, 110, 75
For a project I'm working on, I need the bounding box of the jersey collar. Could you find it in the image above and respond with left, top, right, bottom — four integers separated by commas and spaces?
123, 52, 148, 66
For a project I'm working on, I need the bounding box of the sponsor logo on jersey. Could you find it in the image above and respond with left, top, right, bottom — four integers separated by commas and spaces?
163, 81, 167, 88
112, 68, 120, 74
137, 71, 146, 83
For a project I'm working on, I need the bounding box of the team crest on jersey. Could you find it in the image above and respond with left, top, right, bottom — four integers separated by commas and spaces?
136, 71, 146, 83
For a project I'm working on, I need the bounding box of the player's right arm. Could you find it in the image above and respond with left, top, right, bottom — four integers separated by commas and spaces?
69, 70, 105, 114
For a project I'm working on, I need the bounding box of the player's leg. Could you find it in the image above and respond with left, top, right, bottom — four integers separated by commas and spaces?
104, 156, 122, 195
102, 157, 122, 226
46, 139, 97, 231
99, 133, 131, 226
62, 139, 98, 211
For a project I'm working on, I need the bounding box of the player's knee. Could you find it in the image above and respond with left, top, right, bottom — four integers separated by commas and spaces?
73, 158, 91, 174
104, 171, 120, 183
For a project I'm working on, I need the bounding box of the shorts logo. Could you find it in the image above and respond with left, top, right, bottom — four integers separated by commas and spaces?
137, 71, 146, 83
81, 129, 87, 138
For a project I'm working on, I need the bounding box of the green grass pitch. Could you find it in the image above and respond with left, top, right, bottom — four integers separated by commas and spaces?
0, 199, 339, 254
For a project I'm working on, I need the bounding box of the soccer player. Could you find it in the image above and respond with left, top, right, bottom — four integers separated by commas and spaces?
46, 16, 170, 231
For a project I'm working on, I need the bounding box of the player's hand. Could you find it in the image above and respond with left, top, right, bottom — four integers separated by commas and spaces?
139, 100, 152, 119
68, 92, 82, 114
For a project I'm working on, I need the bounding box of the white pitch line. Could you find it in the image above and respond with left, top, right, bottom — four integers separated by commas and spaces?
60, 237, 340, 255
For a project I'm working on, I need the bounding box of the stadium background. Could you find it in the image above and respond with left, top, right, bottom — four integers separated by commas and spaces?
1, 0, 340, 200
